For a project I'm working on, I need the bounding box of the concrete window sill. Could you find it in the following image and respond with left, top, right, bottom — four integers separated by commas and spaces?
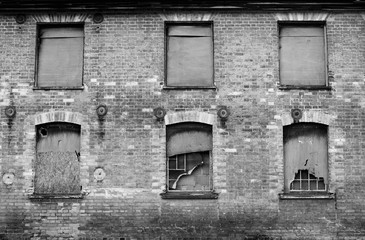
28, 194, 85, 200
279, 192, 335, 200
33, 86, 85, 91
162, 86, 217, 90
278, 85, 332, 91
160, 191, 219, 199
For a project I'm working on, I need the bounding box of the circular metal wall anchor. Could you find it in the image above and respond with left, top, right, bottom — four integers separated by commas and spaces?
5, 106, 16, 118
15, 14, 26, 24
93, 13, 104, 24
291, 108, 303, 123
94, 168, 106, 182
96, 104, 108, 117
217, 106, 230, 120
2, 173, 15, 185
153, 107, 166, 121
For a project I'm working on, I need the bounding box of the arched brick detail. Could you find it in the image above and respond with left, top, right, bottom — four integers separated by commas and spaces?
34, 111, 83, 126
165, 111, 215, 125
281, 110, 333, 126
159, 12, 216, 21
32, 13, 89, 22
274, 12, 329, 21
23, 111, 90, 195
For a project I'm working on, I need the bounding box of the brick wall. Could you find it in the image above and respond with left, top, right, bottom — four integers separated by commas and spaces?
0, 9, 365, 239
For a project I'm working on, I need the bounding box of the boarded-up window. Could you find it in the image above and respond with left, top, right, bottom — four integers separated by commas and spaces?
166, 122, 212, 191
279, 23, 326, 86
37, 25, 84, 88
35, 122, 81, 195
166, 23, 213, 87
283, 123, 328, 193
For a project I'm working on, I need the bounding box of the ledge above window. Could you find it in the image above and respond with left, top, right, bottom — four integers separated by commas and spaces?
278, 85, 332, 91
279, 192, 335, 200
160, 191, 219, 200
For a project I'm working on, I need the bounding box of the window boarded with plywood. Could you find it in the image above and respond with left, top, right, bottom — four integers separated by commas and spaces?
35, 122, 81, 195
283, 123, 328, 193
166, 122, 212, 191
166, 23, 214, 87
37, 25, 84, 88
279, 23, 326, 86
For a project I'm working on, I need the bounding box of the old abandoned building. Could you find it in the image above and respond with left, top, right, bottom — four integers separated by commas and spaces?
0, 0, 365, 239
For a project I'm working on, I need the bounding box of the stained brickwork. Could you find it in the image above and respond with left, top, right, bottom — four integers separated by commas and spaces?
0, 8, 365, 240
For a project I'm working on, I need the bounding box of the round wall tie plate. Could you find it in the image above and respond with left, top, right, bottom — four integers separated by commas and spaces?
94, 168, 106, 181
291, 108, 303, 122
217, 106, 230, 120
153, 107, 166, 121
93, 13, 104, 24
15, 14, 26, 24
2, 173, 15, 185
5, 106, 16, 118
96, 104, 108, 117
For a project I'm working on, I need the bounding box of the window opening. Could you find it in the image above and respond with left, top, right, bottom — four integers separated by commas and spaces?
283, 123, 328, 193
165, 22, 213, 87
166, 122, 212, 192
36, 24, 84, 88
35, 122, 81, 195
279, 22, 327, 87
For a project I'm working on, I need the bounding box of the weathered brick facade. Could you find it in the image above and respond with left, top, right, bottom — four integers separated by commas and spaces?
1, 2, 365, 239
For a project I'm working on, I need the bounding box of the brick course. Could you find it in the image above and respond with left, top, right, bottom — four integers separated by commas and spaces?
0, 9, 365, 239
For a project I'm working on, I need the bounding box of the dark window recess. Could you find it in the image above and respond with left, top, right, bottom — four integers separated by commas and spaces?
166, 24, 213, 87
37, 25, 84, 88
35, 122, 81, 195
166, 122, 212, 191
283, 123, 328, 193
279, 23, 326, 86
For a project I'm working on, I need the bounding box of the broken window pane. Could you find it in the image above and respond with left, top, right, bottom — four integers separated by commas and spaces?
318, 178, 326, 190
290, 170, 326, 191
291, 180, 300, 190
177, 154, 185, 170
168, 151, 210, 191
168, 157, 177, 169
279, 23, 326, 86
301, 170, 308, 179
35, 122, 81, 195
284, 123, 328, 193
37, 25, 84, 88
166, 23, 213, 87
166, 122, 212, 191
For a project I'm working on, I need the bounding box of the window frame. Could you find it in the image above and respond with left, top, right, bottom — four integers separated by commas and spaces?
278, 21, 330, 90
163, 21, 216, 90
280, 122, 334, 200
161, 122, 218, 199
34, 23, 85, 90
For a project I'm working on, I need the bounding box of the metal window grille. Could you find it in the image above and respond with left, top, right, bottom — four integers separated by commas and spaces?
167, 151, 210, 191
290, 169, 326, 191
